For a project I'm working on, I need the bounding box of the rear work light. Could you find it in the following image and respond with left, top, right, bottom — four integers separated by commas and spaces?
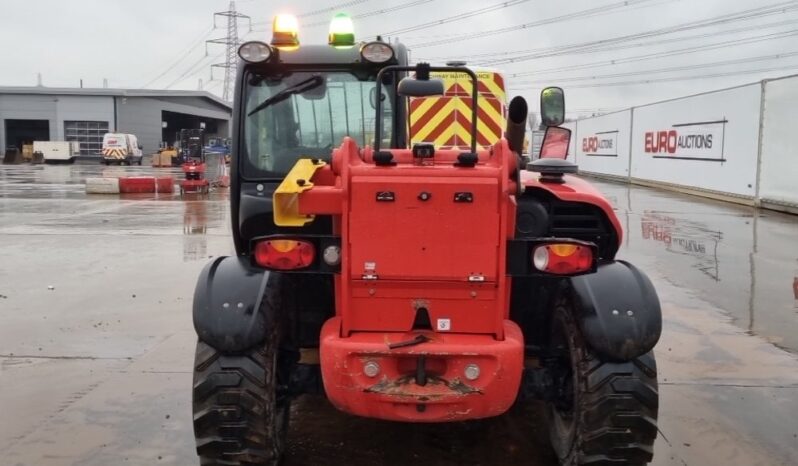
532, 243, 594, 275
360, 41, 394, 63
238, 41, 272, 63
254, 239, 315, 270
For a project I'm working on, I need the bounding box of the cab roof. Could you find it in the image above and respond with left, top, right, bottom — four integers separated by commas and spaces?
248, 43, 408, 67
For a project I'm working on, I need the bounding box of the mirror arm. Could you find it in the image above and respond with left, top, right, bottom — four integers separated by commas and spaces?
416, 62, 430, 81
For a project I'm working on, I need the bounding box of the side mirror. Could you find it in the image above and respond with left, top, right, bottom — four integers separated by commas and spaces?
397, 77, 444, 97
540, 126, 571, 159
540, 86, 565, 127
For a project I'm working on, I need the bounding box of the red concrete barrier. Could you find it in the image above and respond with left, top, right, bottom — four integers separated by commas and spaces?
119, 177, 156, 193
156, 177, 174, 193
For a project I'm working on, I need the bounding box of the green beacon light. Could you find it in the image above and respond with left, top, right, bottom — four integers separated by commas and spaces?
328, 13, 355, 47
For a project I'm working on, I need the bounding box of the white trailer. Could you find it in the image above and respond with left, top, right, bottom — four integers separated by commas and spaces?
33, 141, 80, 164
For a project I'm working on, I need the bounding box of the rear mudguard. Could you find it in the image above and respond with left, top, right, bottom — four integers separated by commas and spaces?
568, 261, 662, 361
192, 256, 272, 352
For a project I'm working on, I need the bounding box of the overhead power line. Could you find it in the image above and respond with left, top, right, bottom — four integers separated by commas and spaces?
140, 25, 215, 88
164, 52, 223, 90
204, 80, 223, 91
474, 0, 798, 65
250, 0, 373, 26
508, 27, 798, 78
513, 50, 798, 86
162, 27, 262, 90
297, 0, 371, 17
418, 16, 798, 64
372, 0, 530, 37
509, 64, 798, 89
408, 0, 667, 48
303, 0, 435, 29
251, 0, 435, 31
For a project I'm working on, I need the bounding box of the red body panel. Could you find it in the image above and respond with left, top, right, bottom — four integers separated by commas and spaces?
348, 280, 499, 334
285, 138, 624, 422
182, 162, 207, 174
181, 179, 209, 190
348, 175, 500, 281
320, 317, 524, 422
521, 171, 624, 246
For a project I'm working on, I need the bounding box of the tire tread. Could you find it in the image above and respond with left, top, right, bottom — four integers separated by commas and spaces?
192, 340, 281, 466
549, 304, 659, 466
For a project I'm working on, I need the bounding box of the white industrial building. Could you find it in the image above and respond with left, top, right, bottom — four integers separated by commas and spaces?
0, 87, 231, 158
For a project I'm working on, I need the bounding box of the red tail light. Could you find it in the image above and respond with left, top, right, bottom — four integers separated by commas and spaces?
254, 239, 315, 270
532, 243, 593, 275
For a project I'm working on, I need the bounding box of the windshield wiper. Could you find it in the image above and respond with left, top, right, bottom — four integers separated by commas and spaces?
247, 76, 325, 117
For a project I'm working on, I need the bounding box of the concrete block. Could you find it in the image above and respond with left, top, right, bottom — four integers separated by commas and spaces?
85, 177, 120, 194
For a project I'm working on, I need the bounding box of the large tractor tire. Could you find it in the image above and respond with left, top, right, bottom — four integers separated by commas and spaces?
192, 276, 290, 466
545, 302, 659, 466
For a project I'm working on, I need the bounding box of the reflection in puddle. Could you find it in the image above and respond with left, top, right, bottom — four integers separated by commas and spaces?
641, 211, 722, 281
591, 179, 798, 353
183, 201, 208, 262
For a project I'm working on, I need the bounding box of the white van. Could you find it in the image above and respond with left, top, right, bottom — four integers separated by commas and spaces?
101, 133, 143, 165
34, 141, 81, 163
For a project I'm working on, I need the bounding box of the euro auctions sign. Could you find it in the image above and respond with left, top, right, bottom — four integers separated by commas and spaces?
643, 119, 727, 162
582, 131, 618, 157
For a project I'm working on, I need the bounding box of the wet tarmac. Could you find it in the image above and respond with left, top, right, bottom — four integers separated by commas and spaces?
0, 163, 796, 466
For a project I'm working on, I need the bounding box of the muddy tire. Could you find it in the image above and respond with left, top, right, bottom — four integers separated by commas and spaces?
192, 340, 289, 466
545, 302, 659, 465
192, 273, 290, 466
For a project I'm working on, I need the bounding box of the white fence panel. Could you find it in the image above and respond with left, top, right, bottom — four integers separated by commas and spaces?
759, 75, 798, 207
573, 110, 632, 178
630, 84, 761, 197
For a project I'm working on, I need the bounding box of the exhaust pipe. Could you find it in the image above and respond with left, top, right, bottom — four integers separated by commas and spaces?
505, 96, 528, 156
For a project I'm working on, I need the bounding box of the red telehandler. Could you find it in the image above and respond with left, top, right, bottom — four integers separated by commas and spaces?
192, 22, 661, 466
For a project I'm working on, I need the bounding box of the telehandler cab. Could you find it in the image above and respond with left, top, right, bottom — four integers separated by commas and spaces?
192, 13, 661, 466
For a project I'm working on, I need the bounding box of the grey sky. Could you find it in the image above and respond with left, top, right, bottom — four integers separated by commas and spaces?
2, 0, 797, 116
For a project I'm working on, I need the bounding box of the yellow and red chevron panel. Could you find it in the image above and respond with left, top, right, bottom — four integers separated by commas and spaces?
102, 148, 128, 159
409, 70, 507, 150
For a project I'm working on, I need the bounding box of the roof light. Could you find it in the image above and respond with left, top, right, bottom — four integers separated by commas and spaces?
238, 41, 272, 63
360, 41, 394, 63
272, 14, 299, 48
328, 13, 355, 47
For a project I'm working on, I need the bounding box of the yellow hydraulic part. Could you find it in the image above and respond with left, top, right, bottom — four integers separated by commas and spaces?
273, 158, 326, 227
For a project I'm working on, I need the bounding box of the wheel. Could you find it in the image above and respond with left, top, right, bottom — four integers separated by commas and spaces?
545, 301, 659, 465
192, 277, 290, 466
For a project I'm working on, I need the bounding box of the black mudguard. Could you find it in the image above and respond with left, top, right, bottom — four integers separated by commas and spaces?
193, 256, 272, 352
568, 261, 662, 361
